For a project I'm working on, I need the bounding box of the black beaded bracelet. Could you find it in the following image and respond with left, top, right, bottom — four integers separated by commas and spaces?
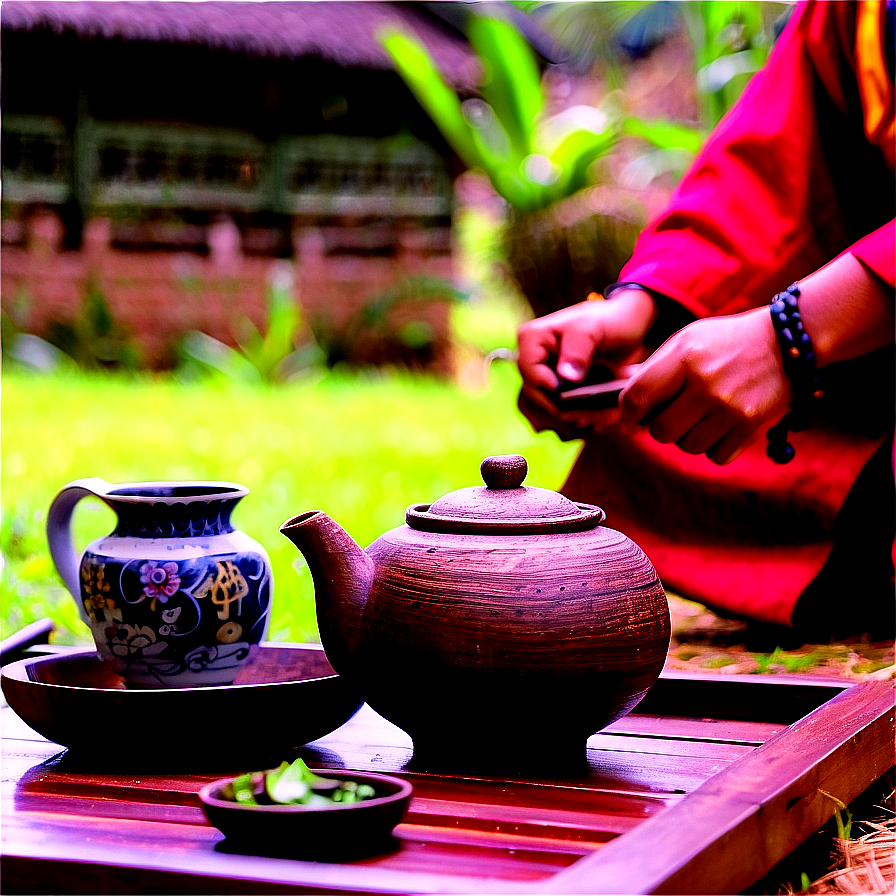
766, 283, 823, 464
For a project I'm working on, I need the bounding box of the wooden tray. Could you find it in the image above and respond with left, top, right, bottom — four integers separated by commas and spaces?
2, 658, 893, 895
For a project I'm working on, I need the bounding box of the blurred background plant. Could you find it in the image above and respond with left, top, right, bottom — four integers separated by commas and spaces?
539, 0, 787, 174
178, 264, 325, 385
308, 274, 468, 372
3, 279, 142, 374
383, 0, 787, 318
382, 13, 618, 216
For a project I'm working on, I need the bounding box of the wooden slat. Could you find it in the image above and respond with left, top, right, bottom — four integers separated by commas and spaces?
602, 714, 784, 745
1, 807, 577, 889
587, 732, 752, 760
543, 679, 896, 894
0, 851, 530, 896
398, 822, 596, 856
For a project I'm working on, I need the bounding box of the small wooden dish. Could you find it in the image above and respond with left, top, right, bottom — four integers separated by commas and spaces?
199, 769, 413, 858
1, 644, 363, 769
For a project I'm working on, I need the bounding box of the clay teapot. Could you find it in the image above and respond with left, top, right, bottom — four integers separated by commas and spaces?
281, 455, 670, 766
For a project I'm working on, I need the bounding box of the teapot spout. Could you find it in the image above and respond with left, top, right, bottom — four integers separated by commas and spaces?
280, 511, 374, 676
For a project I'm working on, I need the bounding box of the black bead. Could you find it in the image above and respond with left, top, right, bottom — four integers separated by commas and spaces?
767, 438, 795, 464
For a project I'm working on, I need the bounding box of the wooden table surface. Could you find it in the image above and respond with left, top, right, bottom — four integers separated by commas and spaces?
2, 656, 893, 895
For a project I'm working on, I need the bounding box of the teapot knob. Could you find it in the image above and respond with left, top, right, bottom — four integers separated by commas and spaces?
480, 455, 528, 489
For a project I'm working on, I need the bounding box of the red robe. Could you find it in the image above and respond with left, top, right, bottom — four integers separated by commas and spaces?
564, 1, 895, 629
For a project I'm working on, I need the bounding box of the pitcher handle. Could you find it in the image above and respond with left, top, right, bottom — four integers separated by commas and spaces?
46, 478, 112, 623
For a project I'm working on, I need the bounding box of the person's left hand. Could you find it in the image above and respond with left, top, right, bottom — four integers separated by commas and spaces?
619, 307, 793, 465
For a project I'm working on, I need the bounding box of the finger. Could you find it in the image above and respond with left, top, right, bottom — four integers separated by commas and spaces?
518, 356, 560, 393
517, 390, 556, 432
520, 381, 562, 416
617, 362, 644, 380
675, 414, 737, 456
555, 327, 600, 383
644, 386, 719, 445
517, 391, 588, 443
619, 348, 687, 426
706, 422, 763, 466
517, 326, 561, 392
618, 417, 647, 438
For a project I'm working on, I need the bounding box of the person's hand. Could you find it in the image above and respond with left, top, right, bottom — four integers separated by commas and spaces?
516, 288, 658, 434
619, 307, 792, 465
516, 391, 584, 441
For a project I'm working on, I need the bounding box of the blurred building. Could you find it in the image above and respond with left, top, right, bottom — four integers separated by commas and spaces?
1, 1, 481, 369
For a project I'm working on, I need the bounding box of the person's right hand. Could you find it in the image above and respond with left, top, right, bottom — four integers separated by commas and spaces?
516, 288, 658, 432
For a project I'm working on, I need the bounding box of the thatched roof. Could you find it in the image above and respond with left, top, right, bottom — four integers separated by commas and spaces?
0, 1, 481, 86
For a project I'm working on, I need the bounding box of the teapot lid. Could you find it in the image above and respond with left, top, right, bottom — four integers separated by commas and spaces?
405, 455, 605, 534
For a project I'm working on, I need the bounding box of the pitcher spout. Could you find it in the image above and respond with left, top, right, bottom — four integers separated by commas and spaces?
280, 511, 374, 676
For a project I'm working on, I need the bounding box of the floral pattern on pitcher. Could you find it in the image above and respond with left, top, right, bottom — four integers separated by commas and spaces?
82, 550, 271, 687
139, 561, 181, 602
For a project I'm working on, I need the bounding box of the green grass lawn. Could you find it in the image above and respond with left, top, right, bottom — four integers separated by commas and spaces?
1, 362, 580, 645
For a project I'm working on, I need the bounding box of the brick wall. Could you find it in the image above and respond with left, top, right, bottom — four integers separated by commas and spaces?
2, 209, 456, 371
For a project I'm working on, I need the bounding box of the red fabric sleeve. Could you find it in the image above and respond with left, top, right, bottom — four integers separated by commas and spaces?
618, 1, 895, 318
851, 219, 895, 285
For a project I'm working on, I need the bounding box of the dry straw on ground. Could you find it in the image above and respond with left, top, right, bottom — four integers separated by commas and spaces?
805, 813, 895, 895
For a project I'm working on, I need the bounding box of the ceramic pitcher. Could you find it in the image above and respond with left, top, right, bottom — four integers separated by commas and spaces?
47, 479, 272, 688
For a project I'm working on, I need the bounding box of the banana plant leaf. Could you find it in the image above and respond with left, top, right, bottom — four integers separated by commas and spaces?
622, 116, 705, 154
379, 27, 483, 173
235, 285, 301, 381
550, 127, 619, 197
467, 14, 543, 162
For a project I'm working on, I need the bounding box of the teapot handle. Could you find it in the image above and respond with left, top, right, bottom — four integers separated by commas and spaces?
46, 479, 112, 621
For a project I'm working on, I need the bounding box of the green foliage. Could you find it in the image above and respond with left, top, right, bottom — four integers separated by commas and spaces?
680, 1, 776, 127
1, 366, 580, 645
539, 1, 782, 162
380, 15, 619, 213
620, 117, 705, 155
225, 758, 377, 807
179, 273, 324, 385
820, 791, 854, 840
753, 646, 825, 674
310, 275, 468, 370
2, 307, 70, 375
55, 279, 142, 370
701, 656, 738, 669
850, 658, 893, 675
5, 280, 141, 372
1, 501, 87, 644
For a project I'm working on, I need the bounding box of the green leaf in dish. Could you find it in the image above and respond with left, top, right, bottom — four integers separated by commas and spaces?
223, 758, 380, 807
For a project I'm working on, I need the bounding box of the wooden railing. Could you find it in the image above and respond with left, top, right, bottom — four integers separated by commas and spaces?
2, 116, 454, 220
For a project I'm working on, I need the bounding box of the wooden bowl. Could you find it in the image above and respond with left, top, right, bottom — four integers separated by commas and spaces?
199, 769, 413, 858
1, 644, 363, 770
